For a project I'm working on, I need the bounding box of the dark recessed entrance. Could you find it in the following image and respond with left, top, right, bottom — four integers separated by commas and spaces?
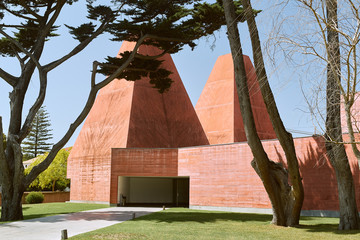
117, 176, 189, 207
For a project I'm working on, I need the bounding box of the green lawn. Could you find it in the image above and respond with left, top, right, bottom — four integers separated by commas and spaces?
0, 202, 109, 223
70, 208, 360, 240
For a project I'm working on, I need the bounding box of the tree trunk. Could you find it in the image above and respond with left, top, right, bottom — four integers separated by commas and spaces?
0, 148, 26, 221
222, 0, 298, 226
0, 117, 26, 221
52, 179, 56, 192
325, 0, 360, 230
251, 159, 296, 226
1, 184, 24, 221
241, 0, 304, 225
325, 141, 359, 229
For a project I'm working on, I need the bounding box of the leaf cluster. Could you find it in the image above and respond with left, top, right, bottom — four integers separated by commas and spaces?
98, 0, 258, 92
98, 51, 172, 93
0, 21, 58, 57
64, 4, 116, 43
25, 149, 70, 191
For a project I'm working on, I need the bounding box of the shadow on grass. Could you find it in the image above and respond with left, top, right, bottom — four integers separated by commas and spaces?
135, 209, 273, 224
23, 212, 70, 220
296, 217, 360, 235
21, 205, 75, 220
136, 209, 360, 235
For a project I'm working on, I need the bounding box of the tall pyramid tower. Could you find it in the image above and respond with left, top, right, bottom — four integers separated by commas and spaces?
195, 54, 276, 145
67, 41, 208, 203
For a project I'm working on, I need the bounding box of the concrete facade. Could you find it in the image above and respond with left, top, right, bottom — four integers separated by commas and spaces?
68, 42, 360, 215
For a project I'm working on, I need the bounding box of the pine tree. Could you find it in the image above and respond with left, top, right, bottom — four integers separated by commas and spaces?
22, 107, 53, 160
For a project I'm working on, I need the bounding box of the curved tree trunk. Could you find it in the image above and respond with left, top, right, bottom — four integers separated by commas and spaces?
1, 184, 24, 221
0, 117, 25, 221
325, 0, 360, 230
222, 0, 301, 226
242, 0, 304, 226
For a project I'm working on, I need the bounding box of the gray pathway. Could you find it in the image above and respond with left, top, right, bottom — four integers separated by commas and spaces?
0, 207, 162, 240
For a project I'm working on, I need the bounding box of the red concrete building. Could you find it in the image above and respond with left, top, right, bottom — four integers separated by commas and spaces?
67, 42, 360, 216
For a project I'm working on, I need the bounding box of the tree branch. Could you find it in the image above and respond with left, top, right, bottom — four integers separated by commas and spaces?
19, 0, 43, 20
0, 29, 42, 70
0, 68, 18, 87
134, 48, 169, 60
1, 4, 37, 22
24, 33, 152, 186
32, 0, 65, 53
43, 20, 109, 72
18, 70, 47, 142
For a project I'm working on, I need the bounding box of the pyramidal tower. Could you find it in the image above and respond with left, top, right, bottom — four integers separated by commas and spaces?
67, 41, 208, 203
195, 54, 276, 145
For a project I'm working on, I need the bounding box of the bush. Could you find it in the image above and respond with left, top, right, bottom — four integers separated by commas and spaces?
25, 192, 44, 204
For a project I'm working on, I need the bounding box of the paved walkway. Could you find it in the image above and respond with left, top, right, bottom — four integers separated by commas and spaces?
0, 207, 162, 240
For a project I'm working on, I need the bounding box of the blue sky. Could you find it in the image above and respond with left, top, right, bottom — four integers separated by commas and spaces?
0, 1, 313, 147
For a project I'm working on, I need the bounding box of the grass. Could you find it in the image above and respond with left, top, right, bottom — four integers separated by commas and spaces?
70, 208, 360, 240
0, 202, 109, 223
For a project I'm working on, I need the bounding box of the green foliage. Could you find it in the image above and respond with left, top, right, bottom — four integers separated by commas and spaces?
98, 0, 258, 93
22, 106, 53, 160
0, 0, 257, 93
25, 149, 70, 192
185, 0, 260, 38
65, 23, 97, 43
98, 51, 172, 93
0, 20, 58, 57
25, 192, 44, 204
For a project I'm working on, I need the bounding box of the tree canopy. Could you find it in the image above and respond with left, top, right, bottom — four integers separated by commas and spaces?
25, 148, 70, 192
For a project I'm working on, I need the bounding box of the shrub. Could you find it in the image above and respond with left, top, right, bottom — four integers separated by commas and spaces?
25, 192, 44, 204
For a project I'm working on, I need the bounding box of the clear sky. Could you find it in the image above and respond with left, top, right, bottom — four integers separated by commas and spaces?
0, 1, 314, 148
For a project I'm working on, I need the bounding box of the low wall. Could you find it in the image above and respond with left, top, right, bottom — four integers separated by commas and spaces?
0, 192, 70, 205
177, 136, 360, 212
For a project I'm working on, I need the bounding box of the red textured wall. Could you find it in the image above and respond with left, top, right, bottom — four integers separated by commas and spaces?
177, 136, 360, 211
108, 135, 360, 211
109, 148, 178, 204
68, 41, 208, 204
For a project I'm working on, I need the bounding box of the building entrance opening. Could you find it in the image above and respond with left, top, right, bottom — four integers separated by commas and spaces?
117, 176, 189, 207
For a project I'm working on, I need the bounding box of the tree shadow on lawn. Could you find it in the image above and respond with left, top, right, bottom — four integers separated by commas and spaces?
21, 206, 72, 220
137, 209, 273, 224
138, 210, 360, 235
296, 216, 360, 235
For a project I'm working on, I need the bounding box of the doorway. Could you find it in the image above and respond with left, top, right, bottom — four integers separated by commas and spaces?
117, 176, 189, 207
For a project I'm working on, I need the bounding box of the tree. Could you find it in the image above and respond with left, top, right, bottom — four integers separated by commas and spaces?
22, 106, 53, 160
324, 0, 360, 230
222, 0, 304, 226
0, 0, 229, 221
25, 149, 70, 192
271, 0, 360, 230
